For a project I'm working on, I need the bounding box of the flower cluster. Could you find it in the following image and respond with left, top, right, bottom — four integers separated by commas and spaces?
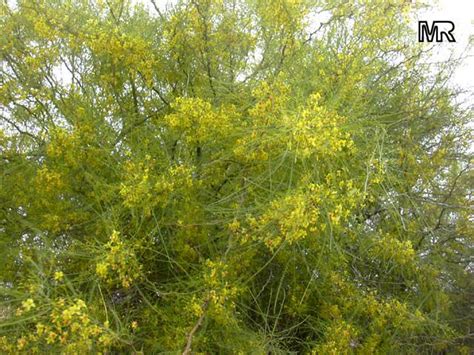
370, 234, 416, 267
187, 260, 240, 325
46, 128, 81, 168
119, 155, 195, 216
95, 230, 142, 289
165, 97, 236, 146
234, 90, 355, 164
285, 93, 354, 159
312, 320, 358, 354
87, 28, 157, 86
234, 178, 363, 250
1, 298, 113, 353
35, 167, 64, 193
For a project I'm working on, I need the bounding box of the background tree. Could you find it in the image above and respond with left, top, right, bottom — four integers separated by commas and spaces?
0, 0, 472, 353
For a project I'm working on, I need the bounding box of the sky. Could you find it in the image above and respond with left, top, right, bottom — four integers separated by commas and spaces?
147, 0, 473, 95
412, 0, 474, 96
5, 0, 473, 96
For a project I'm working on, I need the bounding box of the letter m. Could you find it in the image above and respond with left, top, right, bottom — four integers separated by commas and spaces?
418, 21, 455, 43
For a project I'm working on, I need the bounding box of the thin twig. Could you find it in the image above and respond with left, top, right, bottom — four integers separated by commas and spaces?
182, 299, 209, 355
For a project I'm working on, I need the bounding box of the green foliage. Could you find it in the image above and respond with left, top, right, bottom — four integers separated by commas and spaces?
0, 0, 472, 353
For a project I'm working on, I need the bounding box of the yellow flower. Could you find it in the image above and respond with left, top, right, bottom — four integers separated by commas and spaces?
96, 262, 109, 278
17, 337, 27, 350
98, 334, 113, 346
46, 332, 57, 344
54, 271, 64, 281
228, 219, 240, 232
22, 298, 36, 312
36, 323, 46, 336
110, 230, 120, 243
131, 321, 138, 330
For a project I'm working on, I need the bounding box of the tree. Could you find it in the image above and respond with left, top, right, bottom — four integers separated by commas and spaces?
0, 0, 472, 353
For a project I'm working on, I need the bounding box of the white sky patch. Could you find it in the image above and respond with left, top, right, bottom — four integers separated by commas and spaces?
413, 0, 474, 93
5, 0, 472, 98
146, 0, 472, 91
132, 0, 175, 14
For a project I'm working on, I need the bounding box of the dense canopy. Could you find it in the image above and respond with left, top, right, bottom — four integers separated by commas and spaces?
0, 0, 472, 353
